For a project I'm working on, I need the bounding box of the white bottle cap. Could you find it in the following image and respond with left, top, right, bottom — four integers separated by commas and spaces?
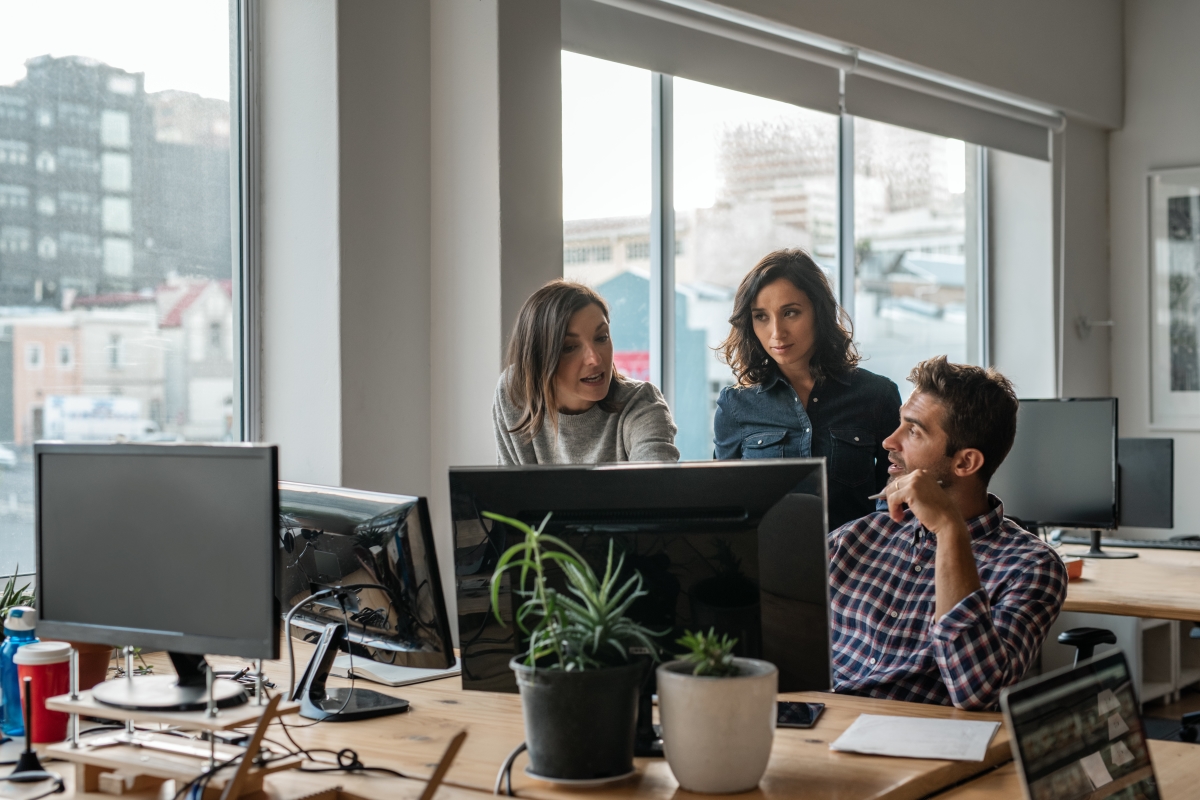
13, 641, 71, 665
3, 605, 36, 631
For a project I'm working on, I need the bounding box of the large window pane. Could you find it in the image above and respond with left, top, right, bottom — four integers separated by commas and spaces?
562, 52, 652, 381
0, 1, 240, 575
853, 118, 981, 393
673, 78, 839, 460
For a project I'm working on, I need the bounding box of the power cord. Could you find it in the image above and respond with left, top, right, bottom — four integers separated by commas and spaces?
493, 742, 527, 796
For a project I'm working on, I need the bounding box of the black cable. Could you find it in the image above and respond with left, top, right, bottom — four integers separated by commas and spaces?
493, 742, 527, 796
296, 748, 410, 779
283, 583, 389, 697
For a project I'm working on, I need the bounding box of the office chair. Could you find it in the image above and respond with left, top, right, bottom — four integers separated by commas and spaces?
1057, 627, 1117, 665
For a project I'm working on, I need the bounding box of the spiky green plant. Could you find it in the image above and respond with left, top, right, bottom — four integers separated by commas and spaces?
1, 566, 35, 620
486, 511, 660, 671
676, 628, 740, 677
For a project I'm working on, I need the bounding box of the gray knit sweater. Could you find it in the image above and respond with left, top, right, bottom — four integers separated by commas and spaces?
492, 372, 680, 465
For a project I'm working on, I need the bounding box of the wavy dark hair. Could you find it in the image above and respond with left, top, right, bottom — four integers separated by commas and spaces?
718, 249, 859, 386
504, 280, 625, 441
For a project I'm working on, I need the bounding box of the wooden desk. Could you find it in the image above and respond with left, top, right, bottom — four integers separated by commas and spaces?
1062, 546, 1200, 620
6, 645, 1011, 800
931, 739, 1200, 798
142, 645, 1012, 800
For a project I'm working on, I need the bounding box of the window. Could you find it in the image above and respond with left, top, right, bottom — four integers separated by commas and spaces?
853, 120, 982, 392
102, 197, 132, 232
56, 343, 74, 371
0, 185, 29, 209
107, 333, 122, 369
0, 2, 248, 577
0, 140, 29, 166
562, 52, 653, 381
100, 152, 130, 188
100, 110, 131, 148
25, 342, 43, 371
672, 78, 839, 459
561, 53, 992, 461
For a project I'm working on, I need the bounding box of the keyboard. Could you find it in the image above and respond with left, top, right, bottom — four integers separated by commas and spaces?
1059, 534, 1200, 551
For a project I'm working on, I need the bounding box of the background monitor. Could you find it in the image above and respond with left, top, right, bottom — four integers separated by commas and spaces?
450, 460, 829, 694
277, 482, 455, 670
989, 398, 1118, 529
1118, 438, 1173, 529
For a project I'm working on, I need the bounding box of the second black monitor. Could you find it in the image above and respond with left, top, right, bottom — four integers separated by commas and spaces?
450, 460, 829, 694
989, 398, 1117, 529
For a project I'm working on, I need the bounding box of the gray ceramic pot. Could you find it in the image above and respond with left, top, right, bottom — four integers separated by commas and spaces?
657, 658, 778, 793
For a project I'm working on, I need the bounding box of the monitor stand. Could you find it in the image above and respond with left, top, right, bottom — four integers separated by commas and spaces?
1077, 529, 1138, 559
293, 623, 409, 722
92, 653, 248, 711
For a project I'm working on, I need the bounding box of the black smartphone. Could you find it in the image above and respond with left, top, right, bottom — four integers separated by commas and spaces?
777, 701, 825, 728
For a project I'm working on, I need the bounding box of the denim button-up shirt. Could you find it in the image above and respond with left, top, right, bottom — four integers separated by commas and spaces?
714, 367, 902, 529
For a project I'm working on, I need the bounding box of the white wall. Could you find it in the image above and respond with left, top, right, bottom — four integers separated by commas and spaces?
990, 149, 1055, 398
259, 0, 342, 485
712, 0, 1123, 128
1110, 0, 1200, 538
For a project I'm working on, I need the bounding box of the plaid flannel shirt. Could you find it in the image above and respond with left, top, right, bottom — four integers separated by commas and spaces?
828, 494, 1067, 710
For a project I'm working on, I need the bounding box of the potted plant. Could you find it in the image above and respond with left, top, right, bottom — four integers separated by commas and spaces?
657, 629, 778, 794
486, 511, 659, 783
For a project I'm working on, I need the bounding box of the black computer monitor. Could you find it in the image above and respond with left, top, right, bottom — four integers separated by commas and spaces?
450, 460, 829, 694
1118, 438, 1173, 529
276, 481, 456, 670
989, 398, 1118, 529
34, 442, 279, 711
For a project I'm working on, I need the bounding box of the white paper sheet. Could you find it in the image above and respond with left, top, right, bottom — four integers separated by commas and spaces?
829, 714, 1001, 762
1110, 741, 1135, 767
1097, 689, 1121, 716
1107, 713, 1130, 740
1080, 751, 1114, 788
331, 656, 461, 687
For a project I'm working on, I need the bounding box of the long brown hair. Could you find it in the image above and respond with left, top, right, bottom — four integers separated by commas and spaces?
718, 248, 859, 386
504, 279, 625, 441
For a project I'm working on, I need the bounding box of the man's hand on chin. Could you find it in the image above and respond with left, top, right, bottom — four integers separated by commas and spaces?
880, 469, 967, 539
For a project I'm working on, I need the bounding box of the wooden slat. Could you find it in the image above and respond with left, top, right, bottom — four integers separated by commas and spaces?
45, 691, 300, 732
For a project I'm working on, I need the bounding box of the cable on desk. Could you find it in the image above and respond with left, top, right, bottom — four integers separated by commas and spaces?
493, 741, 527, 796
282, 583, 389, 698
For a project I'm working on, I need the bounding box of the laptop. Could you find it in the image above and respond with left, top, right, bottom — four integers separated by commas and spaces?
1000, 651, 1161, 799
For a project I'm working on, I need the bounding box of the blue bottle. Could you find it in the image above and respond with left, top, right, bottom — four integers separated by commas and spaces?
1, 606, 38, 737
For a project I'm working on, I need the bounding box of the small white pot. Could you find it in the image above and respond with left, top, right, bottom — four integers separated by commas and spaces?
656, 658, 778, 794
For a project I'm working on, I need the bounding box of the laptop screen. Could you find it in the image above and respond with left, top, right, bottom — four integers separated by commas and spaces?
1000, 651, 1160, 800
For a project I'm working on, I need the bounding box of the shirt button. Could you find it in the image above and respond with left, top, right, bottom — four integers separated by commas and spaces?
854, 436, 860, 442
806, 428, 811, 433
812, 397, 818, 402
914, 565, 922, 572
757, 439, 762, 445
890, 611, 899, 618
869, 657, 877, 665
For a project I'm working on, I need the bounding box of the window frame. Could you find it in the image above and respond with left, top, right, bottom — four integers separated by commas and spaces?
628, 68, 991, 413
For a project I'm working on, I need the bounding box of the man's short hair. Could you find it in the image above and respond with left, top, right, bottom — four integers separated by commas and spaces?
907, 356, 1019, 484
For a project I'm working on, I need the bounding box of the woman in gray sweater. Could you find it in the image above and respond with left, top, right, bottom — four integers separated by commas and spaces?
493, 280, 679, 464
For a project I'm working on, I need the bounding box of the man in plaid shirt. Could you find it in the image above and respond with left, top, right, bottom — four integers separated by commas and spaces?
829, 357, 1067, 710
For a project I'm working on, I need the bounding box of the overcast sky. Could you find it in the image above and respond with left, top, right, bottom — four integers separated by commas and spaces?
0, 0, 230, 100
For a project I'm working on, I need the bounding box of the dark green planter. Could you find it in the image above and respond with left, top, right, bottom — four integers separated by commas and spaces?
511, 658, 644, 780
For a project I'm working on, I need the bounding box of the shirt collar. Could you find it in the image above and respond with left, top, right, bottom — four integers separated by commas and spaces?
907, 493, 1007, 544
755, 368, 853, 394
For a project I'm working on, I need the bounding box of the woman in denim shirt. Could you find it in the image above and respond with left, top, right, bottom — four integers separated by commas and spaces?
714, 249, 901, 529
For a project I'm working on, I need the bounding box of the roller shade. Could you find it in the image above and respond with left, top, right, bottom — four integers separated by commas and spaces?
561, 0, 841, 117
563, 0, 1056, 161
844, 74, 1049, 161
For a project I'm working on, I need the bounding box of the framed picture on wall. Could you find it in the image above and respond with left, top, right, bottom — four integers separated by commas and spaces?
1150, 166, 1200, 428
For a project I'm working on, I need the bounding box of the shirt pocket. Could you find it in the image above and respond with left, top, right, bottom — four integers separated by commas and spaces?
742, 429, 788, 459
829, 427, 875, 486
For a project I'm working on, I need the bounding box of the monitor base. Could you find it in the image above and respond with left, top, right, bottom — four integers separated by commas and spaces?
92, 675, 248, 711
1076, 530, 1139, 559
299, 687, 409, 722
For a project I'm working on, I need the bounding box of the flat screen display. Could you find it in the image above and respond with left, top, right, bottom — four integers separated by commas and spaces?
1002, 651, 1160, 800
450, 460, 829, 693
989, 398, 1117, 528
35, 443, 279, 658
